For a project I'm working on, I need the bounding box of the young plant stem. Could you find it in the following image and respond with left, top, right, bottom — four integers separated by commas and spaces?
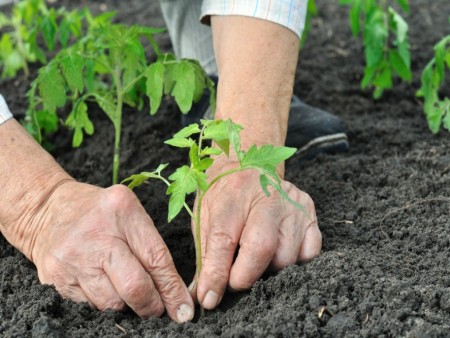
112, 64, 123, 185
192, 167, 245, 279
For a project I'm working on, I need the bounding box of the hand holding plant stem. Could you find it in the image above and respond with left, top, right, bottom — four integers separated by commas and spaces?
124, 119, 315, 297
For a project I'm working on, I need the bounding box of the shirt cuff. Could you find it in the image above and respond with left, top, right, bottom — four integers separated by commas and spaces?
200, 0, 307, 39
0, 94, 13, 125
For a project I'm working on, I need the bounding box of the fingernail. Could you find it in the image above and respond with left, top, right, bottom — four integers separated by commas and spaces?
177, 303, 194, 323
202, 290, 219, 309
188, 280, 196, 293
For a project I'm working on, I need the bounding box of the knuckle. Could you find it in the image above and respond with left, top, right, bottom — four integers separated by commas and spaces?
147, 242, 173, 271
271, 254, 297, 271
106, 184, 136, 210
122, 274, 149, 301
209, 229, 239, 253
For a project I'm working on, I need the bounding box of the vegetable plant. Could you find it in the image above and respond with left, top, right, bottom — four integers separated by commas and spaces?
27, 21, 215, 185
417, 20, 450, 133
123, 119, 304, 283
339, 0, 412, 98
0, 0, 87, 78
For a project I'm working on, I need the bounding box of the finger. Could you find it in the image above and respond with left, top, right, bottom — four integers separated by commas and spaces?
228, 193, 281, 291
123, 208, 195, 323
78, 268, 126, 312
197, 199, 246, 310
103, 242, 165, 319
298, 221, 322, 262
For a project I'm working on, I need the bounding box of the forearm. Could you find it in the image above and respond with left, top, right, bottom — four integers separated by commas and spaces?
0, 119, 73, 261
211, 16, 299, 150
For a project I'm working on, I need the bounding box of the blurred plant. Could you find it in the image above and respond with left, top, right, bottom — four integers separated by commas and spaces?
417, 17, 450, 133
0, 0, 88, 78
27, 21, 215, 184
339, 0, 412, 98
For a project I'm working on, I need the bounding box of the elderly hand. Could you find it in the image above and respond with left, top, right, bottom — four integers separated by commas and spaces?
190, 157, 322, 309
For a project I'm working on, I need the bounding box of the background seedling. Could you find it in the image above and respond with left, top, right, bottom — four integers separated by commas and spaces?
416, 18, 450, 133
339, 0, 412, 98
26, 21, 215, 184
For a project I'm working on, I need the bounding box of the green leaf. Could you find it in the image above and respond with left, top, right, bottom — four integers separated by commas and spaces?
40, 12, 57, 51
167, 165, 198, 222
170, 62, 196, 113
389, 7, 408, 43
241, 145, 297, 171
200, 146, 223, 157
389, 50, 411, 80
122, 164, 169, 190
65, 101, 94, 147
349, 0, 362, 36
395, 0, 409, 13
35, 110, 58, 134
259, 174, 271, 197
164, 137, 195, 148
60, 51, 85, 93
146, 62, 165, 115
39, 63, 67, 113
173, 123, 201, 138
92, 93, 117, 122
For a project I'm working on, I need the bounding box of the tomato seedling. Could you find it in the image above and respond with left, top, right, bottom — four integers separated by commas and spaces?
27, 21, 215, 184
123, 119, 304, 282
339, 0, 412, 98
0, 0, 87, 78
417, 23, 450, 133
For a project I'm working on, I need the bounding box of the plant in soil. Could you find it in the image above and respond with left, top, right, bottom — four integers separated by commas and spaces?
123, 119, 304, 285
26, 19, 215, 184
339, 0, 412, 98
417, 18, 450, 133
0, 0, 89, 78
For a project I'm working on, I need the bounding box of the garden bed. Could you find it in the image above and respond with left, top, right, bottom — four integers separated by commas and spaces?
1, 0, 450, 337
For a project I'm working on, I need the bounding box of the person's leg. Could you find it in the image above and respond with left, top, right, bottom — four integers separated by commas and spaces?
158, 0, 217, 75
158, 0, 349, 158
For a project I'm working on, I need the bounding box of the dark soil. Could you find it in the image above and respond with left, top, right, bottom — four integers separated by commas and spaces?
2, 0, 450, 337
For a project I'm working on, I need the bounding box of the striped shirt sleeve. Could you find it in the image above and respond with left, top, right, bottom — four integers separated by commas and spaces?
0, 94, 13, 125
201, 0, 307, 38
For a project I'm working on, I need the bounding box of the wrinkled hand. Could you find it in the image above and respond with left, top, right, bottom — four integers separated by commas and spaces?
190, 158, 322, 309
30, 182, 194, 322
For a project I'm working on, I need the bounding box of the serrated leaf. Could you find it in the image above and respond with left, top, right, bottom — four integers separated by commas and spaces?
60, 51, 84, 93
65, 101, 94, 147
41, 14, 57, 51
167, 165, 198, 222
173, 123, 201, 138
92, 93, 117, 122
170, 61, 196, 113
241, 145, 297, 171
200, 146, 223, 157
146, 62, 165, 115
36, 110, 58, 134
39, 64, 67, 113
259, 174, 271, 197
164, 137, 194, 148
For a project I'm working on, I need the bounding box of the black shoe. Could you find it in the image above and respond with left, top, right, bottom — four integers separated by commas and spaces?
286, 95, 349, 159
183, 78, 349, 159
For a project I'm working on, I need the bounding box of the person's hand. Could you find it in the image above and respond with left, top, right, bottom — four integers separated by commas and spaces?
189, 157, 322, 309
28, 181, 194, 322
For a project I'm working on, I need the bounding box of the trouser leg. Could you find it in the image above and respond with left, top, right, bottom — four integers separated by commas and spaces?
158, 0, 218, 75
